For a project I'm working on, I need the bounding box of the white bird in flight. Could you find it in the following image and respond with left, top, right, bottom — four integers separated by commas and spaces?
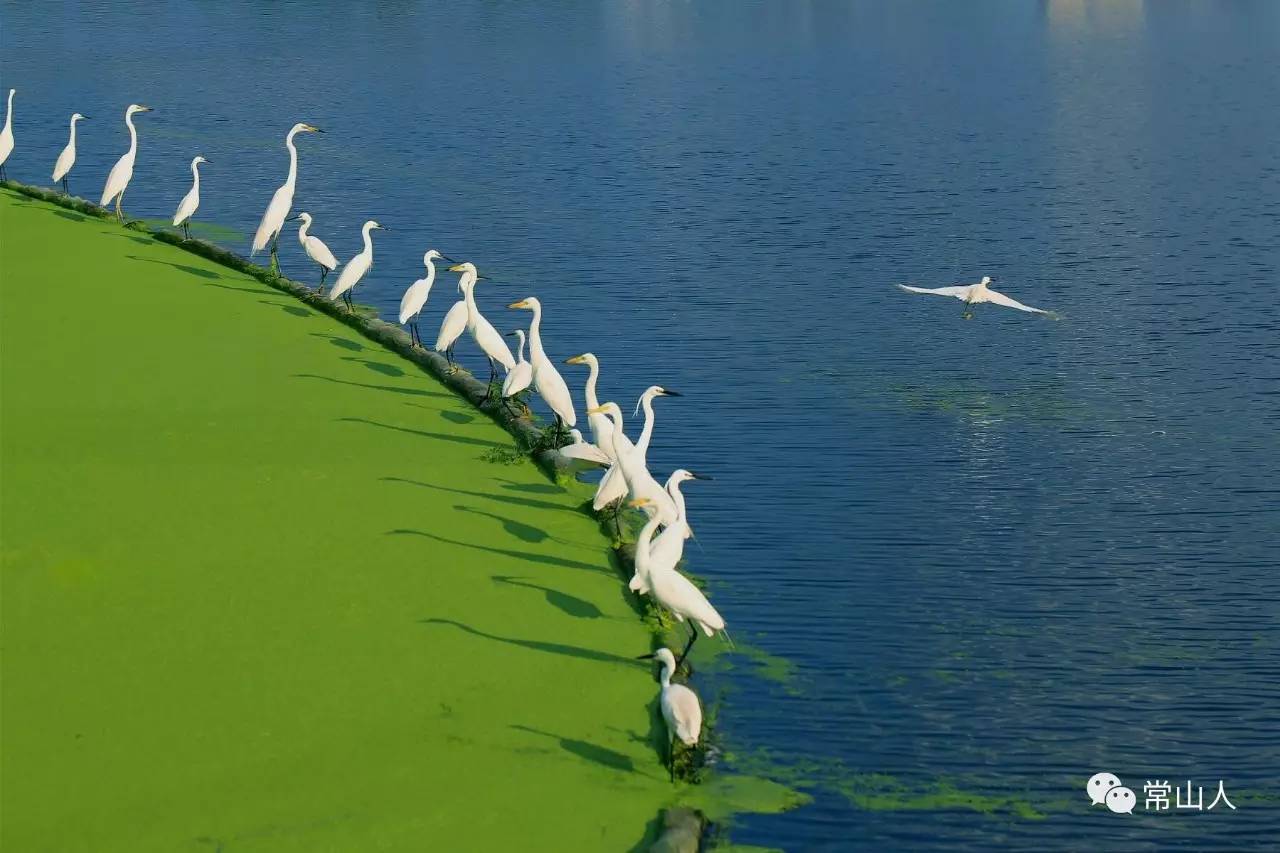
502, 328, 534, 401
399, 249, 452, 346
509, 296, 577, 439
631, 497, 727, 669
448, 263, 514, 395
99, 103, 152, 223
0, 88, 14, 182
251, 122, 321, 272
328, 220, 385, 311
637, 647, 702, 781
897, 276, 1053, 319
52, 112, 86, 195
171, 156, 208, 240
290, 212, 339, 292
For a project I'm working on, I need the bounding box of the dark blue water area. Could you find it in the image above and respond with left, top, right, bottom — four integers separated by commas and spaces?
3, 1, 1278, 848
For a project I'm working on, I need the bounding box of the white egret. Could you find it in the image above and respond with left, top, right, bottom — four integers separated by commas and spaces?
447, 263, 514, 399
897, 276, 1053, 319
290, 212, 339, 292
399, 249, 453, 346
434, 283, 469, 368
0, 88, 13, 181
52, 112, 86, 195
502, 328, 534, 401
251, 122, 321, 272
328, 220, 385, 311
508, 296, 576, 439
559, 428, 611, 466
567, 353, 628, 516
637, 647, 702, 781
587, 400, 682, 532
637, 470, 711, 595
631, 498, 727, 669
171, 156, 208, 240
98, 103, 152, 223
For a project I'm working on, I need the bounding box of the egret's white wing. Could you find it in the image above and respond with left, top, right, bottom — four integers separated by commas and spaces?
593, 465, 627, 510
328, 253, 370, 301
434, 301, 468, 351
399, 278, 432, 324
305, 235, 338, 271
173, 188, 198, 226
897, 284, 972, 300
984, 288, 1050, 315
53, 144, 75, 182
666, 683, 702, 745
560, 440, 610, 465
502, 362, 533, 397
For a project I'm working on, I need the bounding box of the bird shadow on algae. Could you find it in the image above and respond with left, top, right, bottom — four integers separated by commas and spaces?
509, 723, 636, 773
339, 355, 405, 377
293, 374, 452, 399
382, 476, 574, 513
386, 528, 610, 576
310, 331, 365, 351
125, 253, 222, 279
420, 618, 648, 671
490, 574, 604, 619
258, 299, 312, 317
337, 416, 504, 449
453, 504, 551, 544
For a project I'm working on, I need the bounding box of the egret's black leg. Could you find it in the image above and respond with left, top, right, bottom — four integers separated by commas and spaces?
115, 192, 125, 224
481, 359, 497, 403
182, 222, 190, 241
674, 623, 699, 671
61, 177, 69, 195
411, 323, 421, 347
668, 736, 675, 782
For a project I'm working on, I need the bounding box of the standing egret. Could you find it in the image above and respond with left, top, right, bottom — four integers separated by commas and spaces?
587, 401, 681, 530
897, 276, 1053, 319
98, 103, 152, 223
0, 89, 13, 181
502, 329, 534, 402
171, 156, 208, 240
637, 470, 712, 595
631, 498, 727, 669
447, 263, 514, 399
637, 647, 702, 782
565, 353, 620, 475
251, 122, 321, 273
52, 112, 86, 195
399, 249, 452, 346
509, 297, 576, 440
290, 212, 339, 292
328, 220, 385, 311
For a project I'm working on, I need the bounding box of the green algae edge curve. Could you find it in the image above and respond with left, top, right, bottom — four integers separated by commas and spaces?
0, 184, 801, 851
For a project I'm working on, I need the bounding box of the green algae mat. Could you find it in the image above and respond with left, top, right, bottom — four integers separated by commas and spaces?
0, 190, 683, 851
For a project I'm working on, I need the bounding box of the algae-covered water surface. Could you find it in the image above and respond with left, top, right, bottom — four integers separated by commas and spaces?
3, 1, 1279, 850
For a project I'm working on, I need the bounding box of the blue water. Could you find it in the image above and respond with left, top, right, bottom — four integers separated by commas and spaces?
4, 1, 1279, 848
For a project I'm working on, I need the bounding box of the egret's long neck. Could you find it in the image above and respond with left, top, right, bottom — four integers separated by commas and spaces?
297, 217, 310, 240
637, 395, 657, 457
2, 93, 12, 132
68, 117, 78, 145
125, 112, 139, 158
659, 660, 673, 688
360, 224, 375, 256
190, 161, 202, 189
424, 258, 436, 287
463, 280, 479, 320
284, 130, 299, 190
527, 305, 546, 363
516, 332, 527, 362
636, 513, 661, 562
584, 359, 601, 410
667, 480, 687, 522
607, 409, 626, 442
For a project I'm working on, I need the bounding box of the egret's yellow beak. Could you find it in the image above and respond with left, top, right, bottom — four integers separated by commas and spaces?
303, 123, 322, 133
565, 354, 587, 365
628, 498, 651, 508
509, 300, 529, 309
448, 264, 467, 273
139, 106, 153, 112
585, 404, 610, 415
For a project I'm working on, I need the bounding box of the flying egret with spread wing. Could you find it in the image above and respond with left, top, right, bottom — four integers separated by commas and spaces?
897, 276, 1053, 319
